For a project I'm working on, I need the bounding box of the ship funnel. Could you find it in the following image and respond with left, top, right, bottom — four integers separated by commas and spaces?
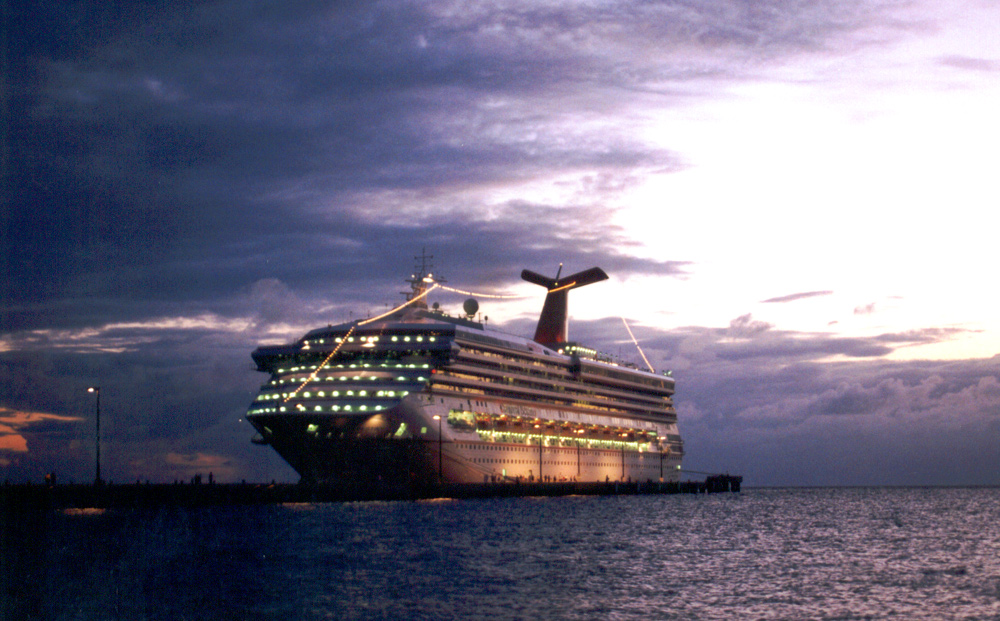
522, 266, 608, 346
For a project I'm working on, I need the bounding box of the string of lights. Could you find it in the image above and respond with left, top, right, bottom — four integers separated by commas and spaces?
284, 283, 443, 401
284, 325, 356, 403
621, 317, 654, 373
285, 284, 442, 402
359, 284, 440, 325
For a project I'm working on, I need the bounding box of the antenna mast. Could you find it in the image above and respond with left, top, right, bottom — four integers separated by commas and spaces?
403, 248, 444, 308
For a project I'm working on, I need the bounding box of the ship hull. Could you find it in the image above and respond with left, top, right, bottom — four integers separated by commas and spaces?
250, 394, 682, 485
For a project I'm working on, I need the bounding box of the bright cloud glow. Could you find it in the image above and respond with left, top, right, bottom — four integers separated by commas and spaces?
610, 3, 1000, 361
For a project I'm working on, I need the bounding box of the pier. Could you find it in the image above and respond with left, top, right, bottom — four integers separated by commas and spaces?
1, 475, 741, 510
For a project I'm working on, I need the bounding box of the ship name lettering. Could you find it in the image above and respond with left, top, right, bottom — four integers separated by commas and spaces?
500, 404, 537, 417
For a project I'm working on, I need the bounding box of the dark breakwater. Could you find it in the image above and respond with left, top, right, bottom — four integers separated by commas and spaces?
1, 475, 740, 510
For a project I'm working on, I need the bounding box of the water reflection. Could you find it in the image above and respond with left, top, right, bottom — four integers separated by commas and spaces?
14, 488, 1000, 619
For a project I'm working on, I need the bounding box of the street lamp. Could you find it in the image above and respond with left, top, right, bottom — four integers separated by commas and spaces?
432, 414, 442, 483
88, 386, 101, 485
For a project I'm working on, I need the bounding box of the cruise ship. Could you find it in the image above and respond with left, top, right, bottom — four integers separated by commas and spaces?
245, 258, 683, 486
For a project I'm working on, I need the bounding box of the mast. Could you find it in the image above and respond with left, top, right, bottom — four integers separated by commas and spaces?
403, 248, 444, 309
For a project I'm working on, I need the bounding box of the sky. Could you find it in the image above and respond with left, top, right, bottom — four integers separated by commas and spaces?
3, 0, 999, 486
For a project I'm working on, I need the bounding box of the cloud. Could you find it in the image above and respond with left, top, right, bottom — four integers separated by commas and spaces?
727, 313, 774, 338
875, 327, 975, 345
0, 409, 82, 430
762, 290, 834, 303
0, 314, 255, 354
937, 55, 1000, 72
0, 408, 83, 459
674, 351, 1000, 485
633, 318, 972, 367
0, 434, 28, 453
854, 303, 876, 315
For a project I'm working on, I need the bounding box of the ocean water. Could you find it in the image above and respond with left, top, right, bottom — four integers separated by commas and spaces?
19, 487, 1000, 619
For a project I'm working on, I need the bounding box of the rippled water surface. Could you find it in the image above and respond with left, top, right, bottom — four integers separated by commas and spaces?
33, 488, 1000, 619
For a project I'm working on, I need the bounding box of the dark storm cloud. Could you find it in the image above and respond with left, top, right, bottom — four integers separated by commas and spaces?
4, 0, 900, 334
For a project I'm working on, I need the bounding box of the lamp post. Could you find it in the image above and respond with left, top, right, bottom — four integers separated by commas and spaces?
432, 414, 442, 482
87, 386, 101, 485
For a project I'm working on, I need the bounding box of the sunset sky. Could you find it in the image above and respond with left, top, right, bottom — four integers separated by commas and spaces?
3, 0, 999, 485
